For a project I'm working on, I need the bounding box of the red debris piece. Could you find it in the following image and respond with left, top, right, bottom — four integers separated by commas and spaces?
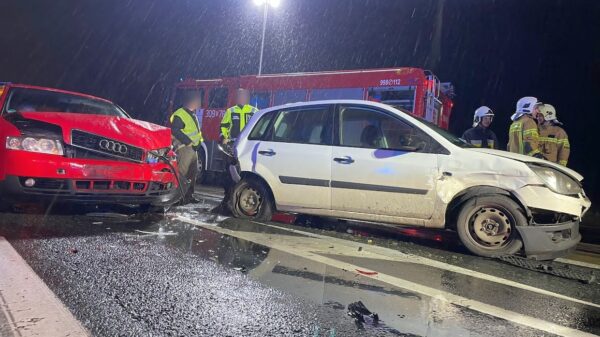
355, 269, 378, 276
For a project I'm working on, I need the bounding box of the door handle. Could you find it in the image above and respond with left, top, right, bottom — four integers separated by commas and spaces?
333, 156, 354, 164
258, 149, 276, 156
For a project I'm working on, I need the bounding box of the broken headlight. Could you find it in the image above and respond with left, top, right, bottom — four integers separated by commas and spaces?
529, 165, 581, 195
6, 136, 64, 155
146, 147, 169, 163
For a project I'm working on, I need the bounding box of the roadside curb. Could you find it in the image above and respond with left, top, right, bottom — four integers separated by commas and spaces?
0, 236, 90, 337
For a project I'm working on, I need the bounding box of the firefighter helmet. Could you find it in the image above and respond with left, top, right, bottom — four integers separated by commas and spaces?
511, 96, 539, 121
540, 104, 562, 125
473, 106, 494, 127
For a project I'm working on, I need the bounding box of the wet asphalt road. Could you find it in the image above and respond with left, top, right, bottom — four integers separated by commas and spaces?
1, 187, 599, 337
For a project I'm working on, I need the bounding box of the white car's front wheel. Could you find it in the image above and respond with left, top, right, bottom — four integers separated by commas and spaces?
231, 177, 273, 222
456, 195, 524, 257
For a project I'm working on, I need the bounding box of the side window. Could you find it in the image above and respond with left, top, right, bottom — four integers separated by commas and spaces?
339, 106, 427, 151
273, 90, 307, 106
248, 111, 276, 140
310, 88, 364, 100
270, 106, 332, 145
208, 87, 229, 108
251, 92, 270, 109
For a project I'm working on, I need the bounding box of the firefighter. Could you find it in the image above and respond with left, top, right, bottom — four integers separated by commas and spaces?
508, 96, 544, 158
220, 88, 258, 143
461, 106, 499, 149
170, 91, 203, 204
537, 104, 570, 166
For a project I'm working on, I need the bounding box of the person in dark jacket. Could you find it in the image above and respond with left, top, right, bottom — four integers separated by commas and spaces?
461, 106, 499, 149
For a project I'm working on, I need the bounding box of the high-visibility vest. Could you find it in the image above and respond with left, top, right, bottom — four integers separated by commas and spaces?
220, 104, 259, 140
170, 108, 203, 146
508, 115, 540, 156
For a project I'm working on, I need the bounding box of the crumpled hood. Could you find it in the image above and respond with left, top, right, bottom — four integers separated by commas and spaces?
19, 112, 171, 150
467, 148, 584, 181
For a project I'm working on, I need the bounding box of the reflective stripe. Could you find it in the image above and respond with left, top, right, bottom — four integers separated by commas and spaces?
523, 129, 539, 137
470, 140, 482, 147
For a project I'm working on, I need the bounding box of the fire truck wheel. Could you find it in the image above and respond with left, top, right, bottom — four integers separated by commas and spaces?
231, 177, 273, 222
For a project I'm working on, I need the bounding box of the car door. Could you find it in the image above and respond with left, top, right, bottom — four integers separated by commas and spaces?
252, 104, 334, 213
331, 104, 439, 220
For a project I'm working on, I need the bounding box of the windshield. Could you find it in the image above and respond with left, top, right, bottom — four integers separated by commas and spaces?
412, 114, 473, 148
3, 87, 128, 117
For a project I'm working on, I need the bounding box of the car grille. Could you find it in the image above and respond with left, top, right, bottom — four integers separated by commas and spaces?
71, 130, 144, 162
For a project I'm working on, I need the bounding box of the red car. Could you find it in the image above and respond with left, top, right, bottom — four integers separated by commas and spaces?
0, 83, 180, 210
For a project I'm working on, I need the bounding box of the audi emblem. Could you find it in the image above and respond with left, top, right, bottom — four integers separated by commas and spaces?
99, 139, 128, 154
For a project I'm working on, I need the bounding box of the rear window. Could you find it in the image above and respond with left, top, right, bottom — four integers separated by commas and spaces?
2, 87, 128, 117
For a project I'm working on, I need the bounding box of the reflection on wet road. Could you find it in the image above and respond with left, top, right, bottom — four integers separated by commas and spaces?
0, 187, 599, 336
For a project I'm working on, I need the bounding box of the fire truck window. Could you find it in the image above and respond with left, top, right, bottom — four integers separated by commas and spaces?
273, 90, 307, 106
208, 88, 228, 108
367, 87, 415, 113
251, 92, 270, 109
310, 88, 363, 100
174, 88, 204, 109
271, 107, 332, 145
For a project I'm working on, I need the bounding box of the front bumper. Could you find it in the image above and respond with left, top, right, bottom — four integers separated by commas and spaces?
516, 221, 581, 260
513, 185, 589, 260
0, 175, 180, 206
1, 150, 180, 206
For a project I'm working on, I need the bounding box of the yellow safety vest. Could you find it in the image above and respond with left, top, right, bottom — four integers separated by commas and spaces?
220, 104, 259, 140
170, 108, 203, 146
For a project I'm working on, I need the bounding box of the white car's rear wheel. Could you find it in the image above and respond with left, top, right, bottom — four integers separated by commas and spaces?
456, 195, 524, 257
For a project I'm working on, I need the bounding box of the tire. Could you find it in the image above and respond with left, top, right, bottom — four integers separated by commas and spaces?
196, 150, 207, 184
231, 177, 274, 222
455, 195, 524, 257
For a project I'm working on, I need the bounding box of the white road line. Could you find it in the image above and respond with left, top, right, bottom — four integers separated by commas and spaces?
247, 221, 600, 309
0, 237, 90, 337
176, 217, 597, 337
556, 258, 600, 270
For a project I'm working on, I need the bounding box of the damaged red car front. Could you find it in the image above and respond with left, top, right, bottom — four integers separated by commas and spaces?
0, 83, 180, 209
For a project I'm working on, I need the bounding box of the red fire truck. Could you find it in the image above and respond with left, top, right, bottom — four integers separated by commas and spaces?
167, 67, 455, 180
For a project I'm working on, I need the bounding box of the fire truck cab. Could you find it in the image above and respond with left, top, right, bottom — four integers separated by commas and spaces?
167, 68, 455, 181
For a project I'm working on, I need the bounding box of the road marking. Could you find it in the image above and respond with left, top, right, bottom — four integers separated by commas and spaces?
556, 258, 600, 270
176, 217, 597, 337
247, 221, 600, 308
0, 237, 90, 337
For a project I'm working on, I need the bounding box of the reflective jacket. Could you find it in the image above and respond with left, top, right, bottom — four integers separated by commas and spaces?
539, 123, 570, 166
461, 125, 499, 149
508, 115, 541, 156
170, 108, 203, 146
220, 104, 258, 140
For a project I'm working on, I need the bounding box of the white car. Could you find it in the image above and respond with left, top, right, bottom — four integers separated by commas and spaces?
229, 100, 591, 259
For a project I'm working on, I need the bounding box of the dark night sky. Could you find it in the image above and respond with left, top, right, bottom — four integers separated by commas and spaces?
1, 0, 600, 203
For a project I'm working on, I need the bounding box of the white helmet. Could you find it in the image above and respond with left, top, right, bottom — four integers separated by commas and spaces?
473, 106, 494, 127
511, 96, 539, 121
539, 104, 562, 125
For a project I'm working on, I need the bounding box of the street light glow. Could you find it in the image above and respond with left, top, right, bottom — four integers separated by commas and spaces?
253, 0, 280, 7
